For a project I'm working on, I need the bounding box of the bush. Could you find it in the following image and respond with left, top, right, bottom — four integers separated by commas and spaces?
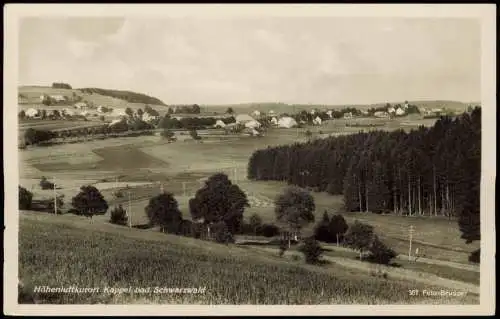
212, 222, 234, 244
469, 249, 480, 264
109, 205, 128, 226
259, 223, 280, 237
177, 219, 194, 237
39, 177, 55, 190
19, 186, 33, 210
367, 236, 397, 265
298, 237, 323, 264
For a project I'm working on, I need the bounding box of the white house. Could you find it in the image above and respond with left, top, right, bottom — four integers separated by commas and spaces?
343, 112, 353, 119
244, 120, 261, 129
432, 108, 443, 113
404, 102, 409, 109
25, 108, 39, 118
252, 110, 261, 118
235, 114, 255, 124
326, 110, 333, 118
312, 116, 322, 125
270, 117, 278, 125
214, 120, 226, 128
278, 117, 298, 128
97, 106, 106, 113
310, 109, 316, 115
74, 102, 87, 109
374, 111, 389, 118
395, 108, 406, 116
388, 107, 396, 114
142, 113, 159, 122
50, 95, 67, 102
268, 110, 276, 116
80, 111, 90, 117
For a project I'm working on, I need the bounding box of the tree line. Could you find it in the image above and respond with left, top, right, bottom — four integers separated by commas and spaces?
247, 108, 481, 249
79, 88, 166, 106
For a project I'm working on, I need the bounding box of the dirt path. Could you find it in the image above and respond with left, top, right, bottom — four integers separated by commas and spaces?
250, 246, 479, 295
320, 243, 480, 273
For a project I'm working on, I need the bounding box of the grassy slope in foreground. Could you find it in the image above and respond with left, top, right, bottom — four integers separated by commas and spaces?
19, 212, 477, 304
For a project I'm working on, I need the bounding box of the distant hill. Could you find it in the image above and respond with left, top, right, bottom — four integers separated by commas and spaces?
201, 100, 475, 115
79, 87, 166, 106
18, 86, 169, 113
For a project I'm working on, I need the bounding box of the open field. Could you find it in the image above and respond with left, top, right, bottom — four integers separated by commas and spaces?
19, 126, 479, 264
19, 212, 478, 304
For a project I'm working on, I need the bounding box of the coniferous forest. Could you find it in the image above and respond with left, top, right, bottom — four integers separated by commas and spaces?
248, 108, 481, 244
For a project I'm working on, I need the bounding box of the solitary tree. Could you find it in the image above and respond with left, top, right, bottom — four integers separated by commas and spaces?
368, 235, 397, 265
248, 213, 263, 236
19, 186, 33, 210
298, 237, 323, 264
189, 173, 249, 237
275, 186, 315, 247
18, 110, 26, 120
109, 204, 128, 226
137, 108, 144, 119
145, 192, 183, 233
189, 129, 201, 140
314, 211, 332, 242
329, 214, 349, 246
125, 107, 134, 118
71, 186, 108, 220
344, 220, 375, 260
226, 107, 234, 114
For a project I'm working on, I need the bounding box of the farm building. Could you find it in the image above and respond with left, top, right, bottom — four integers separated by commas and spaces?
111, 108, 127, 117
97, 106, 106, 113
312, 116, 322, 125
326, 110, 333, 118
270, 117, 278, 125
214, 120, 226, 128
268, 110, 276, 116
235, 114, 256, 124
374, 111, 390, 118
343, 112, 353, 119
80, 111, 90, 117
252, 110, 261, 118
244, 120, 262, 129
224, 122, 244, 133
25, 108, 40, 118
278, 117, 298, 128
109, 119, 125, 127
243, 127, 261, 136
74, 102, 87, 109
404, 102, 409, 109
388, 107, 396, 114
50, 95, 67, 102
142, 113, 159, 122
62, 108, 75, 116
395, 108, 406, 116
432, 108, 443, 113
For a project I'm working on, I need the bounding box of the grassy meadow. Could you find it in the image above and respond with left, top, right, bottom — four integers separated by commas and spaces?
19, 212, 478, 304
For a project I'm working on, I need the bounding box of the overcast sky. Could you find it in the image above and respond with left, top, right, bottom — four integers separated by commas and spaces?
19, 17, 480, 105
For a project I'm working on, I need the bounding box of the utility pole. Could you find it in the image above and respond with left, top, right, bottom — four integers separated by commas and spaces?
160, 182, 164, 194
128, 191, 132, 228
53, 177, 57, 214
408, 225, 415, 261
182, 182, 186, 197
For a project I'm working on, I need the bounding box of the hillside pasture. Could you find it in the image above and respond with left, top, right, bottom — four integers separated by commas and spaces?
19, 212, 477, 304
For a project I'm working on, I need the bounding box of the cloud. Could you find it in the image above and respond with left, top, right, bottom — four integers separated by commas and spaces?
19, 17, 481, 104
